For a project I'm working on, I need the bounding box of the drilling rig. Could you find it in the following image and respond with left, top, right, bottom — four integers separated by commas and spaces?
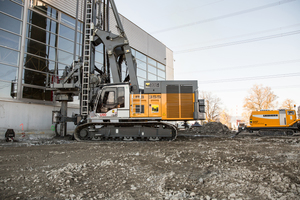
51, 0, 206, 141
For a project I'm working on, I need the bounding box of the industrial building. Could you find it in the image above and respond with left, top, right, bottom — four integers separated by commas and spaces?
0, 0, 174, 136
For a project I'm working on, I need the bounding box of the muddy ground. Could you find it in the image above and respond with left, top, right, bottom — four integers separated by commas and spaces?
0, 133, 299, 200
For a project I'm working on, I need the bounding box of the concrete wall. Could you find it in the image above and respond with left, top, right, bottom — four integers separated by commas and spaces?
0, 100, 78, 138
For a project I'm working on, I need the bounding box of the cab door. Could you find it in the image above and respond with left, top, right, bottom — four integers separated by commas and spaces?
286, 110, 296, 125
95, 87, 118, 117
279, 110, 286, 125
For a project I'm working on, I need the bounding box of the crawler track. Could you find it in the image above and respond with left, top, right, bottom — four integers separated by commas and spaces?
74, 121, 177, 141
232, 127, 297, 138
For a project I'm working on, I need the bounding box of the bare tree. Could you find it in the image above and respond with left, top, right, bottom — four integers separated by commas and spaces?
243, 84, 277, 111
242, 111, 251, 125
219, 109, 232, 129
280, 98, 295, 109
199, 91, 222, 122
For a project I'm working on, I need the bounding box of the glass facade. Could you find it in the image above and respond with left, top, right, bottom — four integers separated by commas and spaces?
0, 0, 23, 99
0, 0, 167, 102
131, 51, 166, 89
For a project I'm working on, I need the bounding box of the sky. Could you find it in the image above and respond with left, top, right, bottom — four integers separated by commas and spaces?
114, 0, 300, 119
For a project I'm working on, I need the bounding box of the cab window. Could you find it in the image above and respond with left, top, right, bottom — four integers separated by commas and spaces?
287, 111, 295, 115
117, 87, 125, 108
96, 87, 125, 113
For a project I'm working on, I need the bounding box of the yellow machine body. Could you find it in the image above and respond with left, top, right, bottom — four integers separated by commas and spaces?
130, 93, 195, 121
249, 109, 299, 128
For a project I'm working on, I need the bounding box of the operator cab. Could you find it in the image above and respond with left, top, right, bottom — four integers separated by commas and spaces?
93, 84, 130, 118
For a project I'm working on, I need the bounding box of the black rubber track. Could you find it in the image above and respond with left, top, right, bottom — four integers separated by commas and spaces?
74, 121, 177, 142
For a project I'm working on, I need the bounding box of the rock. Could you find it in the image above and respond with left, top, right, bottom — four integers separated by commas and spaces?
199, 178, 204, 184
228, 193, 236, 199
130, 185, 137, 190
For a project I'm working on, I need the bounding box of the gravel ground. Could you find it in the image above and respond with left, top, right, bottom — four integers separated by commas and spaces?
0, 135, 299, 200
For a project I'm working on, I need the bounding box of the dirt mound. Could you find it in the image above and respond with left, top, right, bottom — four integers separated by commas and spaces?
190, 122, 233, 135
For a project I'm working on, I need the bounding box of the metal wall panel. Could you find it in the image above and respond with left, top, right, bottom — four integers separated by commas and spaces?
122, 16, 148, 57
108, 6, 119, 35
166, 47, 174, 80
148, 36, 166, 65
42, 0, 84, 21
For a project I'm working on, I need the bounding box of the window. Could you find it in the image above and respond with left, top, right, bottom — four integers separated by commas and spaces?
28, 10, 58, 34
26, 24, 58, 46
120, 62, 128, 81
23, 53, 55, 72
287, 111, 295, 115
96, 87, 126, 113
136, 59, 146, 70
22, 69, 49, 87
22, 86, 52, 101
148, 65, 156, 75
136, 51, 146, 62
46, 32, 58, 47
29, 0, 58, 20
147, 73, 157, 80
137, 77, 145, 88
0, 30, 21, 51
12, 0, 24, 4
158, 69, 165, 78
95, 43, 103, 53
148, 57, 156, 66
59, 24, 75, 41
106, 91, 115, 104
95, 51, 104, 64
61, 13, 76, 28
77, 22, 83, 32
58, 37, 74, 53
77, 31, 83, 44
0, 12, 22, 34
97, 89, 114, 113
0, 64, 18, 82
0, 0, 23, 19
57, 50, 73, 65
157, 62, 165, 71
0, 46, 19, 66
137, 68, 146, 79
0, 81, 16, 99
76, 44, 82, 57
131, 48, 136, 56
25, 39, 57, 61
117, 87, 125, 108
